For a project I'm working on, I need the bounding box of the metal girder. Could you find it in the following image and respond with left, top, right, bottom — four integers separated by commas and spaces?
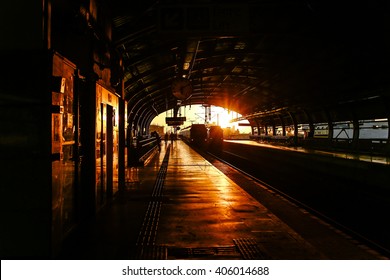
111, 0, 389, 130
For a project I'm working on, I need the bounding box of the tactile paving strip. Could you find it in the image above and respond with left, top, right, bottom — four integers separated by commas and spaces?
168, 245, 241, 259
233, 238, 269, 259
136, 245, 168, 260
136, 146, 170, 258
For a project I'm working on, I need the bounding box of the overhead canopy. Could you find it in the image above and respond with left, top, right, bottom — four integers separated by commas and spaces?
109, 0, 389, 125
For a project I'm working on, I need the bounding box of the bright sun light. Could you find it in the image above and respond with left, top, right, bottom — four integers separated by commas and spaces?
151, 105, 250, 132
210, 106, 234, 128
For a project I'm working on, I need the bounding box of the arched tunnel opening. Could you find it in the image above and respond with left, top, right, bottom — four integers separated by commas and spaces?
1, 1, 390, 268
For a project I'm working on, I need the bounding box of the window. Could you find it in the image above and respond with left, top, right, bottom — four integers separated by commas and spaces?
333, 121, 353, 139
314, 123, 328, 138
359, 119, 388, 140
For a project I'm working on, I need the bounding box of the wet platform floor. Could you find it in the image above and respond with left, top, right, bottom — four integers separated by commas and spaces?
155, 142, 325, 259
59, 140, 387, 260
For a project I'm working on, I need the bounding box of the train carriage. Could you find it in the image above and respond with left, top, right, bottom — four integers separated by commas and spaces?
208, 125, 224, 152
180, 124, 208, 147
180, 124, 224, 151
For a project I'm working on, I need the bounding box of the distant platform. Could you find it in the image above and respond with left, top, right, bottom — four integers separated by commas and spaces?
225, 140, 390, 165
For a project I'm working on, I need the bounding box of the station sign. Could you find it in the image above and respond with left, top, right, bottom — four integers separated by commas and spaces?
166, 117, 186, 126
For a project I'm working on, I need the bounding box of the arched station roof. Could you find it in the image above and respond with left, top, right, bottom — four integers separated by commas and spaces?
109, 0, 389, 126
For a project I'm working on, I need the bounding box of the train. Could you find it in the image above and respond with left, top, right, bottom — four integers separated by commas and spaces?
179, 124, 208, 147
208, 125, 224, 151
179, 124, 223, 152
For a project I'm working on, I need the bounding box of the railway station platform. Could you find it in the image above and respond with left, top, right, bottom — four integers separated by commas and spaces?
226, 140, 390, 165
59, 140, 387, 260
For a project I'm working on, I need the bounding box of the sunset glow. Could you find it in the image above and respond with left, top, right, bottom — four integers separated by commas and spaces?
151, 105, 251, 133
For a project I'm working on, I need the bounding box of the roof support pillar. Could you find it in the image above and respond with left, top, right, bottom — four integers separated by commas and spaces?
324, 108, 333, 143
252, 119, 260, 136
303, 110, 315, 138
288, 112, 298, 145
351, 106, 360, 151
279, 115, 286, 136
272, 124, 276, 136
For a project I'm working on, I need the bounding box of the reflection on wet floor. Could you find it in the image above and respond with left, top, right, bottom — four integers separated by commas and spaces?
154, 141, 326, 259
125, 167, 139, 183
